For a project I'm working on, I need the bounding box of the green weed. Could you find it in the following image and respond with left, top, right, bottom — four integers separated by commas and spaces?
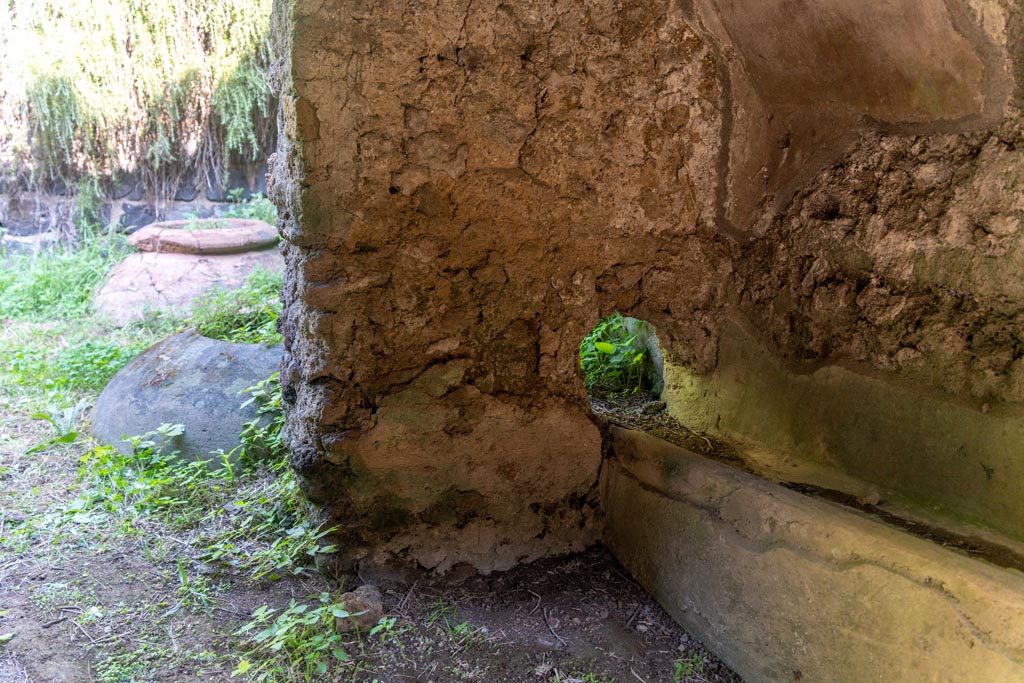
6, 340, 140, 404
76, 424, 236, 529
94, 641, 185, 683
182, 193, 278, 231
0, 232, 129, 321
427, 601, 487, 652
190, 269, 282, 345
197, 373, 339, 581
236, 373, 285, 463
369, 616, 402, 645
24, 400, 87, 454
674, 653, 707, 681
579, 312, 656, 397
234, 593, 356, 682
167, 559, 222, 617
50, 341, 142, 391
223, 191, 278, 225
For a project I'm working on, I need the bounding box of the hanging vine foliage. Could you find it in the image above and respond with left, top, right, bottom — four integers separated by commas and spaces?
0, 0, 274, 203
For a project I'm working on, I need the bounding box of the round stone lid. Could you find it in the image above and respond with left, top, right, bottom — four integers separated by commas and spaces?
127, 218, 278, 254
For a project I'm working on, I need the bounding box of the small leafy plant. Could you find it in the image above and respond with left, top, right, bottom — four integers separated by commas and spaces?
25, 400, 88, 454
673, 653, 707, 681
234, 593, 356, 682
76, 423, 236, 528
236, 373, 285, 464
580, 312, 656, 397
426, 601, 487, 653
223, 191, 278, 224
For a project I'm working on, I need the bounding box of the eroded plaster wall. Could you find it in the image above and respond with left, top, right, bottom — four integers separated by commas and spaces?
269, 0, 733, 572
271, 0, 1024, 570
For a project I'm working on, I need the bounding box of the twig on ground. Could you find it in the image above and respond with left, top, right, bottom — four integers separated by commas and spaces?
527, 589, 542, 615
542, 607, 567, 647
398, 581, 417, 614
71, 619, 96, 644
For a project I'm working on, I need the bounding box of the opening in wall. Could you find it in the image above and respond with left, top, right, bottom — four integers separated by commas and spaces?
579, 312, 664, 401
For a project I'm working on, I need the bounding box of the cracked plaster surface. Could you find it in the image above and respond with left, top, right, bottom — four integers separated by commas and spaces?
271, 0, 1024, 571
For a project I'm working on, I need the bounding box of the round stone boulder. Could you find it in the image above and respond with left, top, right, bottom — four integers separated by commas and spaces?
91, 330, 282, 462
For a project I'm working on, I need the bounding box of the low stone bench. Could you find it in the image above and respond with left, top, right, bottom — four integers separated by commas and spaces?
603, 428, 1024, 683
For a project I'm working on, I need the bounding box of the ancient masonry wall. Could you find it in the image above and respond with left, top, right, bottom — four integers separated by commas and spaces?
270, 0, 1023, 571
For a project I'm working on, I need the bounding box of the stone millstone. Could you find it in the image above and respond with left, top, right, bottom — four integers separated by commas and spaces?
91, 330, 282, 462
128, 219, 279, 255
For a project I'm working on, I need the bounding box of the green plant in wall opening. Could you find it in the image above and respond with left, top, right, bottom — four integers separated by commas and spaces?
580, 312, 657, 397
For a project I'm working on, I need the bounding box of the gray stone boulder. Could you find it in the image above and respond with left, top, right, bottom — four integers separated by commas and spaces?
91, 330, 282, 462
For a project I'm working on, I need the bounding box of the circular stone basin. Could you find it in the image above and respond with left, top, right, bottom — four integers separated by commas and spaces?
93, 218, 282, 325
127, 218, 279, 254
91, 330, 283, 462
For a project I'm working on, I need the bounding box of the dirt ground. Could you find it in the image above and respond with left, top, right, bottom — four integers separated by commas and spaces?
0, 401, 743, 683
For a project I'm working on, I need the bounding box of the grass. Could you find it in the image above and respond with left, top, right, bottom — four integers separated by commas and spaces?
426, 601, 488, 654
185, 192, 279, 230
0, 227, 281, 412
190, 268, 283, 345
0, 230, 130, 321
223, 191, 278, 225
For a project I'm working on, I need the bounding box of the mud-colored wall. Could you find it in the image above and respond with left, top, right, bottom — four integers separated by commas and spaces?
272, 0, 1023, 570
666, 321, 1024, 540
270, 0, 732, 572
702, 0, 1012, 236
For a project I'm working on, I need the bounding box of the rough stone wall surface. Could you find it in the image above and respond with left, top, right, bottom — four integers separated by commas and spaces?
270, 0, 733, 572
273, 0, 1024, 571
737, 111, 1024, 406
0, 159, 271, 235
698, 0, 1013, 237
